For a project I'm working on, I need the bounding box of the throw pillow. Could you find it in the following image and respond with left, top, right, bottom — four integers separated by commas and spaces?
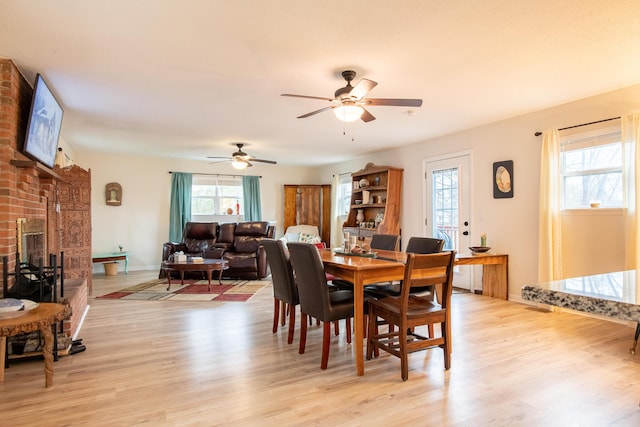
298, 232, 320, 244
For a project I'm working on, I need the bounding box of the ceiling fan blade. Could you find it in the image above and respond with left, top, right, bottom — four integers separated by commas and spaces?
281, 93, 334, 102
251, 158, 277, 164
349, 78, 377, 100
297, 106, 334, 118
363, 98, 423, 107
360, 107, 376, 122
206, 156, 232, 160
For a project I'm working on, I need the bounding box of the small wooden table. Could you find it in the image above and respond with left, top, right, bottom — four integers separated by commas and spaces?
161, 259, 229, 291
92, 252, 129, 274
0, 303, 71, 388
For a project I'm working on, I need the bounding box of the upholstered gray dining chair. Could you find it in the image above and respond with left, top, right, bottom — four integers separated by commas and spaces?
365, 236, 445, 299
287, 242, 355, 369
370, 234, 401, 251
262, 239, 299, 344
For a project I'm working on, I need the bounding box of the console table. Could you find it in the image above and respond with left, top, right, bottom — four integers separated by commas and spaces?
92, 252, 128, 274
0, 303, 71, 387
456, 252, 509, 300
522, 270, 640, 354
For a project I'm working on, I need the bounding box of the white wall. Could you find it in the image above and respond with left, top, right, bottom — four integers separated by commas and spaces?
74, 83, 640, 299
73, 151, 321, 273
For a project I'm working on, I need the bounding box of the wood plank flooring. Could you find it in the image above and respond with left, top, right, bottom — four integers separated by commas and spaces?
1, 270, 639, 426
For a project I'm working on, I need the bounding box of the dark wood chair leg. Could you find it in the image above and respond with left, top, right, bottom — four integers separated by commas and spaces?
334, 320, 339, 336
287, 304, 296, 344
299, 312, 308, 354
272, 298, 280, 333
281, 301, 287, 326
346, 318, 352, 344
321, 321, 331, 369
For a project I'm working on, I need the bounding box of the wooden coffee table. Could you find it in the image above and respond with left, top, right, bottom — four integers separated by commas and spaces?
161, 259, 229, 291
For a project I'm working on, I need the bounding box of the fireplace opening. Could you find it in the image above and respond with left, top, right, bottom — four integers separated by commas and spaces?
7, 218, 56, 302
17, 218, 46, 265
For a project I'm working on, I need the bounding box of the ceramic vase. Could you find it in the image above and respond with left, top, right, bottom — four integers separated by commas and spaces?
356, 209, 364, 224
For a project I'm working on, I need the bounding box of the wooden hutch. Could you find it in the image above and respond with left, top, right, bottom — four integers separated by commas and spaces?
343, 163, 403, 241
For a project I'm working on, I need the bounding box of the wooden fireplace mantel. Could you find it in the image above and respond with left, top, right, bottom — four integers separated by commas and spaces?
10, 153, 62, 180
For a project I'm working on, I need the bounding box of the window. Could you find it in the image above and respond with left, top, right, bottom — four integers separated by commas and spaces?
192, 175, 243, 216
337, 173, 352, 215
561, 124, 622, 209
431, 167, 458, 251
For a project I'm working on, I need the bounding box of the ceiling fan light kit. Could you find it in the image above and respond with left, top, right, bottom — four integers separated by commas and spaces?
282, 70, 423, 123
334, 102, 364, 122
232, 159, 250, 169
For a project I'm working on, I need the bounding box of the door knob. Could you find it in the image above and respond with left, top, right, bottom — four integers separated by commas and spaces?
464, 221, 469, 226
462, 231, 469, 236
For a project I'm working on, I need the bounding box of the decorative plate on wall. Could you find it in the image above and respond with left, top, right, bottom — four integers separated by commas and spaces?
493, 160, 513, 199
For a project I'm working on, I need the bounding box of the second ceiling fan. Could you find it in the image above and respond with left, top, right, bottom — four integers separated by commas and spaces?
281, 70, 422, 123
207, 143, 277, 169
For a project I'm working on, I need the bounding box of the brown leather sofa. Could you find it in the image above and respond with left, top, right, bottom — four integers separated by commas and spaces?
160, 221, 275, 280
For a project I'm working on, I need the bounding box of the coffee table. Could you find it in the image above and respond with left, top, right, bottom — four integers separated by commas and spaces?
161, 259, 229, 291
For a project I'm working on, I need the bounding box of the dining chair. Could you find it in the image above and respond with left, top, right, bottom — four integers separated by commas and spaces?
406, 236, 445, 254
370, 233, 401, 251
332, 233, 402, 291
262, 239, 299, 344
366, 251, 456, 381
287, 242, 355, 369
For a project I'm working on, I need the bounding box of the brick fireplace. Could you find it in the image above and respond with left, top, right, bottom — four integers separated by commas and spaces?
1, 58, 90, 339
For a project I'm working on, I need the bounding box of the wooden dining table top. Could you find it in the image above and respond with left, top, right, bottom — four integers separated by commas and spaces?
321, 248, 507, 266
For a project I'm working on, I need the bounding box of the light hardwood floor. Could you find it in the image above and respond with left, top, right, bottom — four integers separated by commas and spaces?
1, 270, 639, 426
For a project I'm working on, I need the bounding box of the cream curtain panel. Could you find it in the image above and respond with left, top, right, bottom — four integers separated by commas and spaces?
538, 130, 562, 282
623, 114, 640, 270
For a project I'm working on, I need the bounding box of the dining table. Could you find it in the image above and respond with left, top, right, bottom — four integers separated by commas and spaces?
320, 248, 405, 376
320, 248, 510, 376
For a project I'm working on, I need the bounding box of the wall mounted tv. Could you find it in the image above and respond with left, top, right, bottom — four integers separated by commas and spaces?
22, 74, 64, 169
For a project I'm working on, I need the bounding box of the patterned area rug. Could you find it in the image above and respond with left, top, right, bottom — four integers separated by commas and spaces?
96, 278, 270, 302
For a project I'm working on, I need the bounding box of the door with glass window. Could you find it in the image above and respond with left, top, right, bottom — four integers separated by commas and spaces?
425, 154, 472, 289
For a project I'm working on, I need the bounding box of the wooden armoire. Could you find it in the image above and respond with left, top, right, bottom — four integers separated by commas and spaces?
283, 185, 332, 246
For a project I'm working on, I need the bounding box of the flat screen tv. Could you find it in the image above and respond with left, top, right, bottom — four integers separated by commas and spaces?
22, 74, 64, 168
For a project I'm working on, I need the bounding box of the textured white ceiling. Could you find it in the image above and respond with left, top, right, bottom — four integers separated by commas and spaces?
1, 0, 640, 166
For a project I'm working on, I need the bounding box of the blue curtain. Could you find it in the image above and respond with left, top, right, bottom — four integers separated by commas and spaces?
242, 175, 262, 221
169, 172, 192, 242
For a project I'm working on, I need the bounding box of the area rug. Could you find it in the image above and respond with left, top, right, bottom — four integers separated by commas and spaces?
96, 278, 270, 302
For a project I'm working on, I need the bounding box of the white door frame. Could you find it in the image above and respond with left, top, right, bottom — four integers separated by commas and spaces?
423, 150, 474, 290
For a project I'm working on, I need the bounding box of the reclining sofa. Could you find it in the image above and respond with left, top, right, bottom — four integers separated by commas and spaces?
161, 221, 275, 280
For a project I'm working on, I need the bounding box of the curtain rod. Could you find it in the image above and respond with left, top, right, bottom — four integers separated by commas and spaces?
534, 116, 620, 136
168, 171, 262, 178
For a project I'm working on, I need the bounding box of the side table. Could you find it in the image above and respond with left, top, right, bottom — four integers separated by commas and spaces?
0, 303, 71, 388
92, 252, 129, 274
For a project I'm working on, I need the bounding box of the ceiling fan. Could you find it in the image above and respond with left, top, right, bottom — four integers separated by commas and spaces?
207, 143, 277, 170
281, 70, 423, 123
